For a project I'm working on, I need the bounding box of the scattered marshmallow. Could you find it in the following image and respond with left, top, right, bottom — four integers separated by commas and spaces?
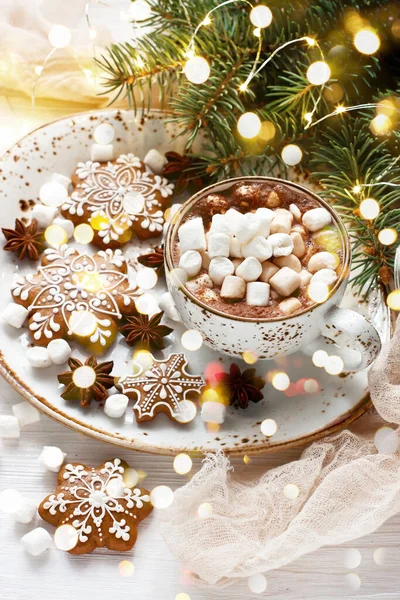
26, 347, 52, 368
104, 394, 129, 419
235, 257, 262, 282
311, 268, 338, 286
210, 214, 231, 234
269, 233, 294, 257
91, 143, 113, 162
299, 269, 313, 287
291, 224, 307, 237
47, 339, 72, 365
179, 250, 202, 277
289, 203, 301, 221
21, 528, 52, 556
1, 303, 28, 329
225, 208, 245, 237
308, 251, 339, 272
229, 236, 243, 258
0, 415, 20, 439
178, 217, 206, 253
38, 446, 66, 473
51, 173, 71, 190
290, 231, 306, 258
10, 497, 37, 524
275, 254, 302, 273
259, 261, 279, 283
269, 267, 301, 297
242, 236, 272, 262
201, 401, 226, 425
144, 149, 167, 175
209, 257, 235, 285
12, 402, 40, 428
246, 282, 270, 306
220, 275, 246, 301
270, 209, 293, 234
52, 217, 74, 239
158, 292, 182, 322
302, 207, 332, 232
279, 297, 302, 315
31, 205, 58, 228
186, 274, 214, 292
208, 233, 231, 259
239, 213, 261, 244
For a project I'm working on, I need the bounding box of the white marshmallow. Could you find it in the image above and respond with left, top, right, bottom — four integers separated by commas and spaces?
255, 207, 274, 236
232, 258, 243, 271
269, 267, 301, 297
26, 347, 52, 368
302, 207, 332, 232
220, 275, 246, 301
179, 250, 202, 277
208, 257, 235, 286
185, 274, 214, 292
12, 402, 40, 428
279, 297, 302, 316
158, 292, 182, 322
238, 213, 261, 244
52, 217, 74, 239
226, 208, 245, 236
38, 446, 66, 472
91, 143, 114, 162
208, 233, 230, 258
290, 231, 306, 258
210, 214, 231, 235
269, 233, 294, 257
144, 149, 167, 174
259, 261, 279, 283
310, 268, 338, 287
299, 270, 313, 287
1, 303, 28, 328
275, 254, 302, 273
201, 250, 211, 270
31, 205, 58, 228
47, 339, 71, 365
104, 394, 129, 418
291, 224, 307, 237
201, 401, 226, 425
0, 415, 20, 438
308, 251, 339, 272
10, 497, 37, 524
229, 236, 243, 258
289, 203, 301, 221
242, 236, 273, 261
246, 282, 270, 306
235, 257, 262, 282
270, 209, 293, 234
21, 528, 52, 556
51, 173, 71, 190
178, 217, 206, 253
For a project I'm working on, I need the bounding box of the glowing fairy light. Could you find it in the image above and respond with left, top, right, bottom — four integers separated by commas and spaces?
74, 223, 94, 244
150, 485, 174, 509
378, 228, 398, 246
0, 489, 23, 513
72, 365, 97, 389
313, 229, 342, 252
136, 269, 158, 290
135, 293, 158, 315
308, 281, 330, 303
54, 524, 78, 551
129, 0, 152, 20
123, 468, 139, 488
243, 454, 251, 464
335, 105, 346, 114
237, 112, 262, 139
387, 290, 400, 311
353, 185, 361, 194
374, 426, 399, 454
202, 15, 211, 26
248, 574, 268, 594
175, 594, 191, 600
173, 453, 193, 475
259, 120, 276, 142
370, 114, 392, 136
253, 27, 261, 37
304, 112, 313, 124
283, 483, 300, 499
48, 25, 72, 49
242, 350, 258, 364
45, 225, 68, 248
305, 37, 316, 46
306, 61, 331, 85
118, 560, 135, 577
175, 400, 197, 424
34, 65, 43, 76
359, 198, 380, 220
69, 310, 97, 338
324, 355, 344, 375
344, 548, 362, 569
181, 329, 203, 351
88, 28, 97, 40
354, 29, 380, 55
281, 144, 303, 166
39, 181, 68, 208
272, 372, 290, 391
80, 272, 103, 294
106, 476, 125, 498
249, 5, 273, 28
261, 418, 277, 437
197, 503, 213, 518
184, 56, 210, 84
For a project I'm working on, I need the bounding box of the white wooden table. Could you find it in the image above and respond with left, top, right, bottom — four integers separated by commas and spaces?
0, 96, 399, 600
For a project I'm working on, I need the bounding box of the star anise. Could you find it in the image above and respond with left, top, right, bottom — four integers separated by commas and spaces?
120, 310, 173, 351
163, 151, 204, 194
138, 245, 165, 276
215, 363, 265, 409
58, 356, 115, 407
2, 218, 45, 261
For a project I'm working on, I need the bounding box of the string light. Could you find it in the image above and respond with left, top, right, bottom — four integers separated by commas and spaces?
48, 25, 72, 49
253, 27, 261, 37
281, 144, 303, 166
306, 61, 331, 85
370, 114, 392, 136
354, 29, 380, 55
184, 56, 210, 84
237, 112, 262, 138
378, 228, 398, 246
249, 5, 273, 28
202, 15, 211, 26
359, 198, 380, 220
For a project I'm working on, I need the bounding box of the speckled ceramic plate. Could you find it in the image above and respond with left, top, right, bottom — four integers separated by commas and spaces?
0, 109, 390, 455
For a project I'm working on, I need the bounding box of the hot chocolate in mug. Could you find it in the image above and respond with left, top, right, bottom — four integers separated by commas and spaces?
165, 177, 382, 371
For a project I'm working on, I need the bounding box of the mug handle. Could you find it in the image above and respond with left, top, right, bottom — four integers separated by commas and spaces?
304, 306, 382, 371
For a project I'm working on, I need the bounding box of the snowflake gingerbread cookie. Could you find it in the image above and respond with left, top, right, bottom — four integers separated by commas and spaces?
61, 154, 174, 246
11, 245, 139, 352
38, 459, 152, 554
117, 353, 205, 423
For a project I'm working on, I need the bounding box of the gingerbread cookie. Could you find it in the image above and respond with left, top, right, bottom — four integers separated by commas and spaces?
11, 245, 139, 352
61, 154, 174, 247
38, 458, 152, 554
117, 353, 205, 423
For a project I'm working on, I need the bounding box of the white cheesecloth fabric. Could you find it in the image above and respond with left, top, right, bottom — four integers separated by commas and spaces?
159, 317, 400, 587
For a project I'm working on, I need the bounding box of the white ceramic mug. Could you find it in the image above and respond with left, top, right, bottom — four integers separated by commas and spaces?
165, 177, 382, 371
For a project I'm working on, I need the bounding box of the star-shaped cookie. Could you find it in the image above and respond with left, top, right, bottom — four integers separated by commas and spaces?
117, 353, 205, 423
38, 459, 152, 554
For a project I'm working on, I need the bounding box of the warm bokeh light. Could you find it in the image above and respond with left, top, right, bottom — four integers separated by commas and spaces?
175, 594, 191, 600
303, 378, 319, 394
283, 483, 300, 499
343, 548, 362, 569
261, 418, 277, 437
150, 485, 174, 508
136, 268, 158, 290
54, 524, 78, 551
237, 112, 262, 139
184, 56, 210, 84
175, 400, 197, 424
374, 426, 399, 454
324, 355, 344, 375
370, 114, 392, 136
281, 144, 303, 166
45, 224, 68, 248
123, 468, 139, 488
0, 489, 23, 513
306, 61, 331, 85
39, 181, 68, 208
308, 281, 330, 304
74, 223, 94, 244
249, 5, 273, 28
72, 365, 96, 388
387, 290, 400, 311
197, 502, 213, 518
48, 25, 71, 49
354, 29, 380, 55
69, 310, 97, 337
242, 350, 258, 364
118, 560, 135, 577
359, 198, 380, 220
135, 293, 158, 315
181, 329, 203, 351
378, 228, 397, 246
248, 573, 268, 594
272, 372, 290, 391
173, 453, 193, 475
90, 212, 109, 231
94, 123, 115, 145
323, 82, 344, 103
